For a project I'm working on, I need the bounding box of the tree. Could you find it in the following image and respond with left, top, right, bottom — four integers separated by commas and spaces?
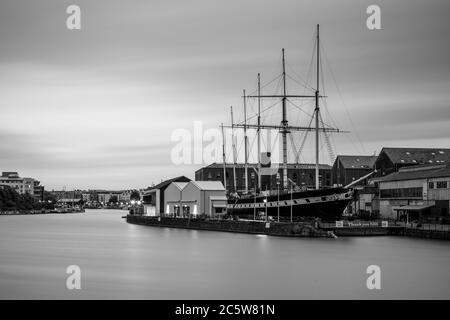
43, 191, 57, 203
108, 195, 118, 204
130, 190, 140, 201
0, 186, 45, 211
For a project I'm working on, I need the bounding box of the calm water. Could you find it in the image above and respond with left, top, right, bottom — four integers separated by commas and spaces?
0, 209, 449, 299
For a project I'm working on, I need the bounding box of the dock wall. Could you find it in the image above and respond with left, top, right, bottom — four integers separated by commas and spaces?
126, 215, 331, 238
127, 216, 450, 240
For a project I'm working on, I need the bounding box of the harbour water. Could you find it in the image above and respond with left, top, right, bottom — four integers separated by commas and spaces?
0, 209, 449, 299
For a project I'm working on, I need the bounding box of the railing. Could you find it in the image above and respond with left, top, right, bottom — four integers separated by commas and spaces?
319, 220, 450, 232
407, 223, 450, 232
319, 220, 403, 229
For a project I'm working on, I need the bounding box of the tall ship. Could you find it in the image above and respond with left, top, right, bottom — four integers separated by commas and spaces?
222, 25, 358, 221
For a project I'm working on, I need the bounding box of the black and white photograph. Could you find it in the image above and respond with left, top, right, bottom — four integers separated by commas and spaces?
1, 0, 450, 309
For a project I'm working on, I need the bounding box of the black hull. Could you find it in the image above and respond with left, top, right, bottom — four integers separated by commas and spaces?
227, 187, 352, 221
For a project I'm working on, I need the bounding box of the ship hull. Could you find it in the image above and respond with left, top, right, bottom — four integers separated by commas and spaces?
227, 187, 353, 221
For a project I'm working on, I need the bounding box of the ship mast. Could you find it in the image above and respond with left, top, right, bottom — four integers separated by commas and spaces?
257, 73, 262, 193
230, 106, 237, 193
223, 25, 346, 194
315, 24, 320, 190
281, 48, 289, 190
243, 89, 249, 194
221, 123, 227, 193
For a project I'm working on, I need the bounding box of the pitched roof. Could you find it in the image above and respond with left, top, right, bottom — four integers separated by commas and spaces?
335, 155, 377, 169
171, 182, 188, 191
190, 181, 225, 191
146, 176, 191, 191
377, 164, 450, 183
380, 147, 450, 166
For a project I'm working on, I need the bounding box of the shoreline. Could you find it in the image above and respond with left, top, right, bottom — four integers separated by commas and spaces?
0, 209, 85, 216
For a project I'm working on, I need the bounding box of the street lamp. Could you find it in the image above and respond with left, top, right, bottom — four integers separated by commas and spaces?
276, 176, 280, 223
263, 197, 268, 222
290, 183, 293, 223
277, 184, 280, 223
130, 200, 136, 215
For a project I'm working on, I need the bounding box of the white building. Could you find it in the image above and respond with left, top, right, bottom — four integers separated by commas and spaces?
163, 182, 189, 216
164, 181, 227, 218
0, 172, 39, 197
142, 176, 191, 216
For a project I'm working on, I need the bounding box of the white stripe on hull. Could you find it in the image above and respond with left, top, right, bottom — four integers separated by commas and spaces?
227, 191, 352, 210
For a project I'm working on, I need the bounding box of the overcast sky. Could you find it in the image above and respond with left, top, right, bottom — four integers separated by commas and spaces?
0, 0, 449, 190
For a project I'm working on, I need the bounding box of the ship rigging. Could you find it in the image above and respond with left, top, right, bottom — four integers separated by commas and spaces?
222, 24, 348, 195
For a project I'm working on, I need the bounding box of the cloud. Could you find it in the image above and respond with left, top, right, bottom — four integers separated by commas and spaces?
0, 0, 449, 189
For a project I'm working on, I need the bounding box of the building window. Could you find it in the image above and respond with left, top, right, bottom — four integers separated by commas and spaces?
429, 182, 434, 189
437, 181, 448, 189
380, 187, 423, 199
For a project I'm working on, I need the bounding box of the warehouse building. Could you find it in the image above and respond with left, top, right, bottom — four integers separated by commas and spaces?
164, 181, 226, 218
376, 163, 450, 222
331, 155, 377, 187
374, 147, 450, 177
142, 176, 191, 216
195, 162, 332, 194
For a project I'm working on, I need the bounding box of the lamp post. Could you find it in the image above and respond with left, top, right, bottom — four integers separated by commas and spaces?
263, 197, 268, 222
290, 183, 293, 223
131, 200, 136, 215
277, 177, 280, 223
253, 191, 256, 221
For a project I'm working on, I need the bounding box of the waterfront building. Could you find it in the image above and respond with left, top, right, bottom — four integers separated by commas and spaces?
375, 163, 450, 222
82, 192, 91, 202
163, 182, 189, 217
142, 176, 191, 216
331, 155, 377, 187
0, 172, 44, 201
53, 189, 139, 206
33, 180, 44, 201
345, 185, 379, 217
195, 162, 332, 194
56, 198, 83, 208
50, 190, 83, 201
374, 147, 450, 177
164, 181, 226, 218
119, 190, 133, 203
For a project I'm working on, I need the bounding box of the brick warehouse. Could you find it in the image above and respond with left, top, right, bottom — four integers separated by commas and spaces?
332, 155, 377, 187
195, 162, 332, 194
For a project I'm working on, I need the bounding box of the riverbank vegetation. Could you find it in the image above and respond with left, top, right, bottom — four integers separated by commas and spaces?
0, 186, 54, 211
